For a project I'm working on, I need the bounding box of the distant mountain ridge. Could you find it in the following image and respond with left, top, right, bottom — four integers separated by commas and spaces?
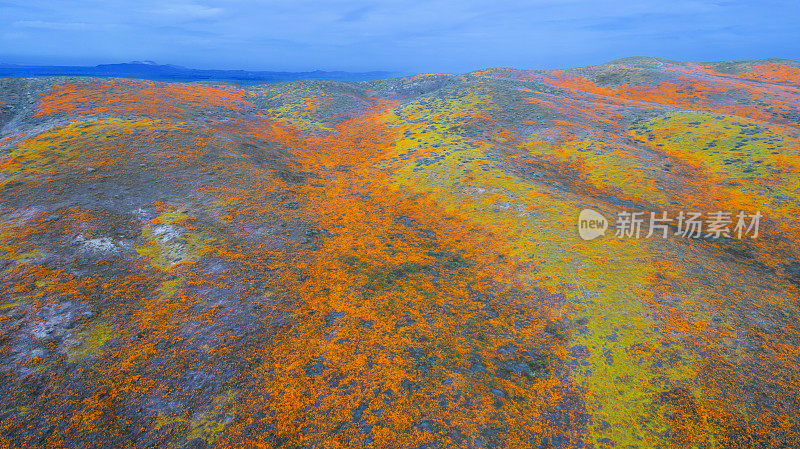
0, 61, 396, 84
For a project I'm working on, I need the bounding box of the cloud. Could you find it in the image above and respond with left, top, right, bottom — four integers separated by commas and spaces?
12, 20, 94, 31
152, 2, 223, 19
338, 5, 373, 23
0, 0, 798, 72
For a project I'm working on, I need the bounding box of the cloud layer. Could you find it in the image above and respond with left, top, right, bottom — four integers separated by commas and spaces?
1, 0, 798, 72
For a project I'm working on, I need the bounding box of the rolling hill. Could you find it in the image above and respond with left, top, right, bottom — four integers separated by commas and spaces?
1, 57, 799, 448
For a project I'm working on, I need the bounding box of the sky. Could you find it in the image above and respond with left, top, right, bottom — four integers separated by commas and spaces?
1, 0, 798, 74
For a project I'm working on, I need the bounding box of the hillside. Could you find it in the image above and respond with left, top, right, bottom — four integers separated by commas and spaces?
1, 58, 800, 448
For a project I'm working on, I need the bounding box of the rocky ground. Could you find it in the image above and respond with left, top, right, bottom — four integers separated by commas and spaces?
1, 57, 800, 448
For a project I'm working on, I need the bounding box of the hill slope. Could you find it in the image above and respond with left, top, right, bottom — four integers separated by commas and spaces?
1, 58, 800, 448
0, 61, 395, 83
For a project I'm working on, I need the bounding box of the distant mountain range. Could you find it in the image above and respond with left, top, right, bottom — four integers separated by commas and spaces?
0, 61, 396, 83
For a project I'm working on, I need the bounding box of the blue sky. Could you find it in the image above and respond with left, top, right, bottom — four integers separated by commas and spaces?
1, 0, 798, 73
